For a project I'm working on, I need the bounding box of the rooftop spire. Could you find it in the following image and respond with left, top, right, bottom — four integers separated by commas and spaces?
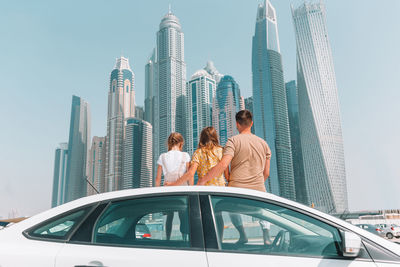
168, 3, 172, 14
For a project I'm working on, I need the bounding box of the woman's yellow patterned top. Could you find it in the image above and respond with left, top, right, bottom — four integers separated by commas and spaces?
191, 146, 226, 186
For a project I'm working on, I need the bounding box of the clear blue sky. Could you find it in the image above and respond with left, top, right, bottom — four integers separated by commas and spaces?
0, 0, 399, 218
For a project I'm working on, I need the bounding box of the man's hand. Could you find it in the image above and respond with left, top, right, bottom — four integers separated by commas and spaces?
197, 178, 206, 185
199, 155, 233, 185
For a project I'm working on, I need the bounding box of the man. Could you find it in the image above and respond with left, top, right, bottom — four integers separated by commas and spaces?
198, 109, 272, 244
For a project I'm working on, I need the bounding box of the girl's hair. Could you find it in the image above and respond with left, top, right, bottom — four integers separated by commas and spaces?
198, 127, 220, 151
167, 132, 184, 151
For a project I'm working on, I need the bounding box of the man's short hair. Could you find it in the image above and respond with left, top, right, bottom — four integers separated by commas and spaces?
236, 110, 253, 127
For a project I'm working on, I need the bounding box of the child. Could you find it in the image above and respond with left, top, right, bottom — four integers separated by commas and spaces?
155, 132, 191, 186
155, 132, 191, 240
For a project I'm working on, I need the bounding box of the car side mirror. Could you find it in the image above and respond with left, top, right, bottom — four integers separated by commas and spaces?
341, 231, 361, 257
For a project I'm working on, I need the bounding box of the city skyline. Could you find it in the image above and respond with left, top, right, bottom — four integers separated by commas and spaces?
1, 0, 399, 218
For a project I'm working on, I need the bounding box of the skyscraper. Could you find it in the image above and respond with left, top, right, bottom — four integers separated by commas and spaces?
244, 97, 255, 134
51, 142, 68, 207
213, 75, 242, 146
204, 61, 223, 84
105, 57, 135, 192
292, 2, 348, 213
64, 95, 91, 203
122, 118, 153, 189
155, 8, 187, 157
252, 0, 295, 200
145, 49, 156, 125
135, 106, 144, 120
186, 69, 216, 155
145, 49, 158, 177
286, 81, 308, 205
87, 136, 106, 195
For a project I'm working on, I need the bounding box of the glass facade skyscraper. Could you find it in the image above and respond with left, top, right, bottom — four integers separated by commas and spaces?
105, 57, 135, 192
186, 69, 216, 155
212, 75, 242, 146
244, 97, 255, 134
51, 142, 68, 207
204, 61, 223, 84
64, 95, 91, 203
155, 9, 187, 157
145, 49, 156, 125
286, 80, 308, 205
292, 2, 348, 213
252, 0, 295, 200
122, 118, 153, 189
87, 136, 106, 195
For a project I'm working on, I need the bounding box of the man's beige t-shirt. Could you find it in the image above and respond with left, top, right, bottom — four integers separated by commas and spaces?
223, 133, 271, 192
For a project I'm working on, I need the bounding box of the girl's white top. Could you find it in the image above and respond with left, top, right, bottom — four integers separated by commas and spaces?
157, 150, 191, 183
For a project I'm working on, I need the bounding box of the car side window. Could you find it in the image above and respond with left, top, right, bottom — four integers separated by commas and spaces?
93, 195, 191, 248
210, 196, 343, 258
27, 206, 92, 240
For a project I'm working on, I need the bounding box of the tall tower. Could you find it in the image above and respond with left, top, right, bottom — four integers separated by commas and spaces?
105, 57, 135, 192
87, 136, 106, 195
122, 118, 153, 189
212, 75, 242, 146
286, 81, 308, 205
51, 142, 68, 207
145, 49, 156, 125
186, 69, 216, 155
292, 2, 348, 213
64, 95, 91, 203
145, 49, 158, 177
155, 8, 187, 157
204, 61, 223, 84
252, 0, 295, 200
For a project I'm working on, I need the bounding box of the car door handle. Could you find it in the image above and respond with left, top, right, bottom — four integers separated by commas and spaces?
75, 260, 107, 267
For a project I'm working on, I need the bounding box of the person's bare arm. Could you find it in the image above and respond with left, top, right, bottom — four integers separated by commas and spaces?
198, 155, 233, 185
165, 162, 197, 186
263, 157, 270, 181
187, 163, 194, 185
155, 165, 163, 186
224, 167, 230, 183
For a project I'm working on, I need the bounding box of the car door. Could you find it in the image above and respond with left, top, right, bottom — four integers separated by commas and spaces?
200, 194, 377, 267
55, 194, 208, 267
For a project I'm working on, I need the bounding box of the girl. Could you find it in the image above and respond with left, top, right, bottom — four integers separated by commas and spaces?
165, 126, 228, 186
155, 132, 191, 240
155, 132, 192, 187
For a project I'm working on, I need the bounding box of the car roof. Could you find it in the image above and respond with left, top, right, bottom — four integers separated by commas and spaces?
5, 186, 400, 255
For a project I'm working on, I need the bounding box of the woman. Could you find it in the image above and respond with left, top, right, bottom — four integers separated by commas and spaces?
165, 126, 228, 186
155, 132, 191, 240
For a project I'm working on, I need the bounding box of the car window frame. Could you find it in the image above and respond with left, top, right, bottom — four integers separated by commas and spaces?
78, 192, 205, 252
199, 192, 373, 262
23, 203, 97, 243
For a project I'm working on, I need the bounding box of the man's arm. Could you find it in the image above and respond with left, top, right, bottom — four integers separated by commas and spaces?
198, 155, 233, 185
155, 165, 163, 186
263, 157, 270, 182
165, 162, 197, 186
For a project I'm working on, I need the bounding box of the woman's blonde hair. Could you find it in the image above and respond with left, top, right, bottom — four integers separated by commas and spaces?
167, 132, 184, 151
198, 127, 220, 151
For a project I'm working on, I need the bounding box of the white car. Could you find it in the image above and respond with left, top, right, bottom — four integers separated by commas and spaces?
0, 186, 399, 267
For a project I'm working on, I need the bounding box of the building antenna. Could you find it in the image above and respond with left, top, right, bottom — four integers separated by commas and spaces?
168, 3, 171, 14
